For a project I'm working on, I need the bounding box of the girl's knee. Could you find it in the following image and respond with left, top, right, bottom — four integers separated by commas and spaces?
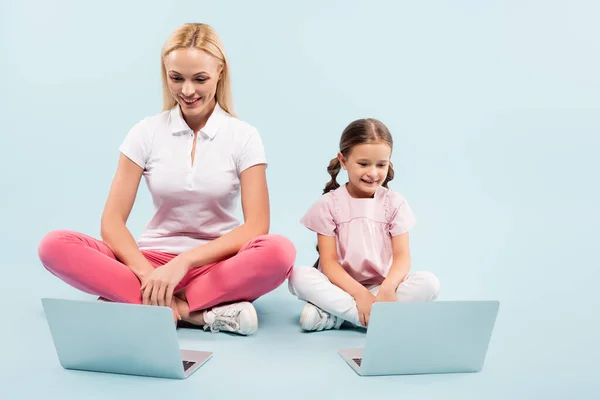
287, 266, 320, 298
287, 266, 303, 291
418, 271, 441, 300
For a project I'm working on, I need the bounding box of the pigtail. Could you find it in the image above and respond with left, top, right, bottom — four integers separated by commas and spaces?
323, 157, 341, 194
312, 244, 320, 269
313, 156, 342, 268
382, 161, 395, 188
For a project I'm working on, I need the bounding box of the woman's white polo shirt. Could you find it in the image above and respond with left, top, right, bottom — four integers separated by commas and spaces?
118, 102, 267, 254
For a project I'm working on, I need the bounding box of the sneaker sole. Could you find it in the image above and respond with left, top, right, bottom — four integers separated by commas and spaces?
239, 302, 258, 336
299, 303, 315, 331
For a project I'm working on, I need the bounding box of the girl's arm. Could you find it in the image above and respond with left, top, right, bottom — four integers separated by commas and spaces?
317, 233, 372, 299
381, 232, 411, 291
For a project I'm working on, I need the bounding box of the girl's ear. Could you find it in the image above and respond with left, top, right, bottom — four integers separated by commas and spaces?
337, 152, 347, 170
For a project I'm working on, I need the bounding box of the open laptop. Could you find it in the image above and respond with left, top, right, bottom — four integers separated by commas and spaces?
41, 298, 212, 379
339, 300, 500, 376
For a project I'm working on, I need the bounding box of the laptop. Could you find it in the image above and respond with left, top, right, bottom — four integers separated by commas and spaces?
339, 300, 500, 376
41, 298, 213, 379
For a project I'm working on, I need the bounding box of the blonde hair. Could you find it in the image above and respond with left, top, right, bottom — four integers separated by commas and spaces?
160, 23, 235, 116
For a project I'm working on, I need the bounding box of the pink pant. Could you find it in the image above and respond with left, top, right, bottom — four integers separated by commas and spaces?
38, 230, 296, 312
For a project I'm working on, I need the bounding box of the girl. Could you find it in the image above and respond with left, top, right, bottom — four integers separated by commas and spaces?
38, 23, 296, 336
288, 118, 439, 331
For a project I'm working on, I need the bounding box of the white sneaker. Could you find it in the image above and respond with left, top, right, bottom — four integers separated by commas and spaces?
299, 303, 343, 331
203, 302, 258, 335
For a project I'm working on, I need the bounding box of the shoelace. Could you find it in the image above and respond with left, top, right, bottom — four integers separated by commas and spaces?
204, 319, 240, 333
203, 306, 242, 333
315, 308, 337, 330
324, 314, 337, 329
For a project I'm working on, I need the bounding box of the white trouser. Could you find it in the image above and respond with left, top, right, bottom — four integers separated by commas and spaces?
288, 266, 440, 327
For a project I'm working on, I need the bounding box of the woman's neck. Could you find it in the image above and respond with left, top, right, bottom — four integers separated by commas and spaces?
183, 98, 217, 133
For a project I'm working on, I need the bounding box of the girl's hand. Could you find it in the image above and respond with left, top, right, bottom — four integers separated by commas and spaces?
355, 290, 376, 327
140, 256, 190, 307
375, 286, 397, 303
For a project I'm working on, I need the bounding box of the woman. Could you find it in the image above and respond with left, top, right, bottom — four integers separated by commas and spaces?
38, 23, 296, 336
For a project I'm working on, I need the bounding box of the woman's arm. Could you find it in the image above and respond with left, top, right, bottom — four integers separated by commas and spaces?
100, 153, 154, 281
178, 163, 270, 269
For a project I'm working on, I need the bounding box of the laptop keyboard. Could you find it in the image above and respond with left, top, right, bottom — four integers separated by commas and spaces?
352, 358, 362, 366
183, 360, 196, 371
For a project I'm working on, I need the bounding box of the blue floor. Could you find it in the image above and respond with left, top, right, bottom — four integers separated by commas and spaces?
2, 263, 599, 400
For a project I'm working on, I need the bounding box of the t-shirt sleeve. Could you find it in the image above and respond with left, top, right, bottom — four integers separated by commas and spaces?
237, 127, 267, 174
387, 191, 417, 236
300, 194, 337, 236
118, 119, 151, 169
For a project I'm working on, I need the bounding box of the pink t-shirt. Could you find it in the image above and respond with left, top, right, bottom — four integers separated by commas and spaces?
300, 183, 416, 285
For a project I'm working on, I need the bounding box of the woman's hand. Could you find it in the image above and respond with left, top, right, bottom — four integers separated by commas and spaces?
134, 264, 156, 286
140, 256, 190, 307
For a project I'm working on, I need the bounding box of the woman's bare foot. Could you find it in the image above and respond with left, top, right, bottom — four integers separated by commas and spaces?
173, 295, 205, 326
169, 302, 182, 324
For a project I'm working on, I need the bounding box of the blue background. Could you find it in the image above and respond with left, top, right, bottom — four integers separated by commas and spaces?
1, 0, 599, 398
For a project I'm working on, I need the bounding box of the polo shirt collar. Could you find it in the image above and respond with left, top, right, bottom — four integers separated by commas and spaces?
169, 101, 227, 139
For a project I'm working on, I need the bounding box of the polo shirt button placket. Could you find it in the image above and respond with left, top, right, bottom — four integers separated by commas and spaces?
187, 132, 194, 184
